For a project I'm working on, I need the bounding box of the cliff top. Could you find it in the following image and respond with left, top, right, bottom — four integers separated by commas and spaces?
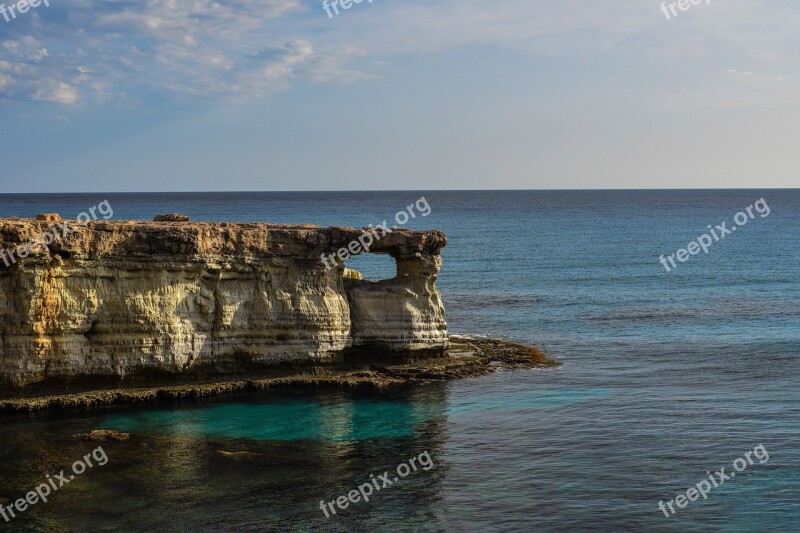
0, 218, 447, 261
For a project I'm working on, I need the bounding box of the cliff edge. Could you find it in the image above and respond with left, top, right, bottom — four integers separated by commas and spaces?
0, 219, 448, 388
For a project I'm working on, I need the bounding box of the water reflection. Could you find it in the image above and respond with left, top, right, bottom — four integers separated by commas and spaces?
0, 386, 451, 532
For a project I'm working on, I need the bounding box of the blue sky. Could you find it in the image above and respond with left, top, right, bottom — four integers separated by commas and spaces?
0, 0, 798, 192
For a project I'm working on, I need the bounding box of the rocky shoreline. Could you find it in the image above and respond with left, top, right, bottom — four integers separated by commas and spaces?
0, 336, 557, 412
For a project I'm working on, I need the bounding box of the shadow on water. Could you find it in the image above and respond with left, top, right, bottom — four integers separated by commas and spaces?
0, 386, 452, 532
0, 382, 612, 532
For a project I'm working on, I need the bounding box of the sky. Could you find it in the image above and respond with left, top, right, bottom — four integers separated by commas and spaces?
0, 0, 798, 192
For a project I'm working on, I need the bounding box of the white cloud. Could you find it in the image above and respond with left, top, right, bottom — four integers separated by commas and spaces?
0, 0, 798, 107
33, 80, 80, 105
0, 0, 374, 105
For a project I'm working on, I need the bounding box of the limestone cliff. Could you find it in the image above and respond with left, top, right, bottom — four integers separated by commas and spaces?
0, 219, 448, 387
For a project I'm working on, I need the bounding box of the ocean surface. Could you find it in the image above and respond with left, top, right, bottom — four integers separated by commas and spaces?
0, 190, 798, 532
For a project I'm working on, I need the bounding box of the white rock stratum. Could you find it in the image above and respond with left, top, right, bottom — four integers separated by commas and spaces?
0, 219, 448, 387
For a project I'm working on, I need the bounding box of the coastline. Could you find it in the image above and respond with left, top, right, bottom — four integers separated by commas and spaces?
0, 217, 450, 386
0, 336, 557, 413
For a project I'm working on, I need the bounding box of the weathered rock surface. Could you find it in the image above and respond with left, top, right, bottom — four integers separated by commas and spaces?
77, 429, 130, 442
0, 337, 557, 412
0, 219, 448, 388
153, 213, 190, 222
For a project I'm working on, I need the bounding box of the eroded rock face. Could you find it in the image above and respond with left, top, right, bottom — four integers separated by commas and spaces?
0, 219, 448, 387
153, 214, 190, 222
345, 235, 447, 352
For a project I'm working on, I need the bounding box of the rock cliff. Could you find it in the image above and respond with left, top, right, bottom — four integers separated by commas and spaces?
0, 219, 448, 387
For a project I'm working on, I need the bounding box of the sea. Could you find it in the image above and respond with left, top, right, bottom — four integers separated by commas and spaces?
0, 190, 798, 532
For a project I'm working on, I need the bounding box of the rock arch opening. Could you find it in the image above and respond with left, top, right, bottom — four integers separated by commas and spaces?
342, 252, 397, 281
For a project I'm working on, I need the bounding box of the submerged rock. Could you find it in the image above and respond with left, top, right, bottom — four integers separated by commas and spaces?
216, 450, 263, 460
77, 429, 130, 442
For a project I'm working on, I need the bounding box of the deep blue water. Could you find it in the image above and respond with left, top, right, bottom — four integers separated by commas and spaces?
0, 190, 798, 532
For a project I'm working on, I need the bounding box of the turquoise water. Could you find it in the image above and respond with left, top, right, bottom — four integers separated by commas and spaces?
98, 388, 612, 442
0, 190, 799, 532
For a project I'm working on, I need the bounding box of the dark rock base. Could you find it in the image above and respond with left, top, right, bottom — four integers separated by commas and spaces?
0, 337, 557, 412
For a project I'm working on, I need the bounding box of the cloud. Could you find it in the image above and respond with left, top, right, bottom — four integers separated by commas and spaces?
0, 0, 374, 106
0, 0, 798, 107
33, 80, 79, 104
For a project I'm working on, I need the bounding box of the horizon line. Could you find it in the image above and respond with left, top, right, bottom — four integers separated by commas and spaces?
0, 187, 797, 195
